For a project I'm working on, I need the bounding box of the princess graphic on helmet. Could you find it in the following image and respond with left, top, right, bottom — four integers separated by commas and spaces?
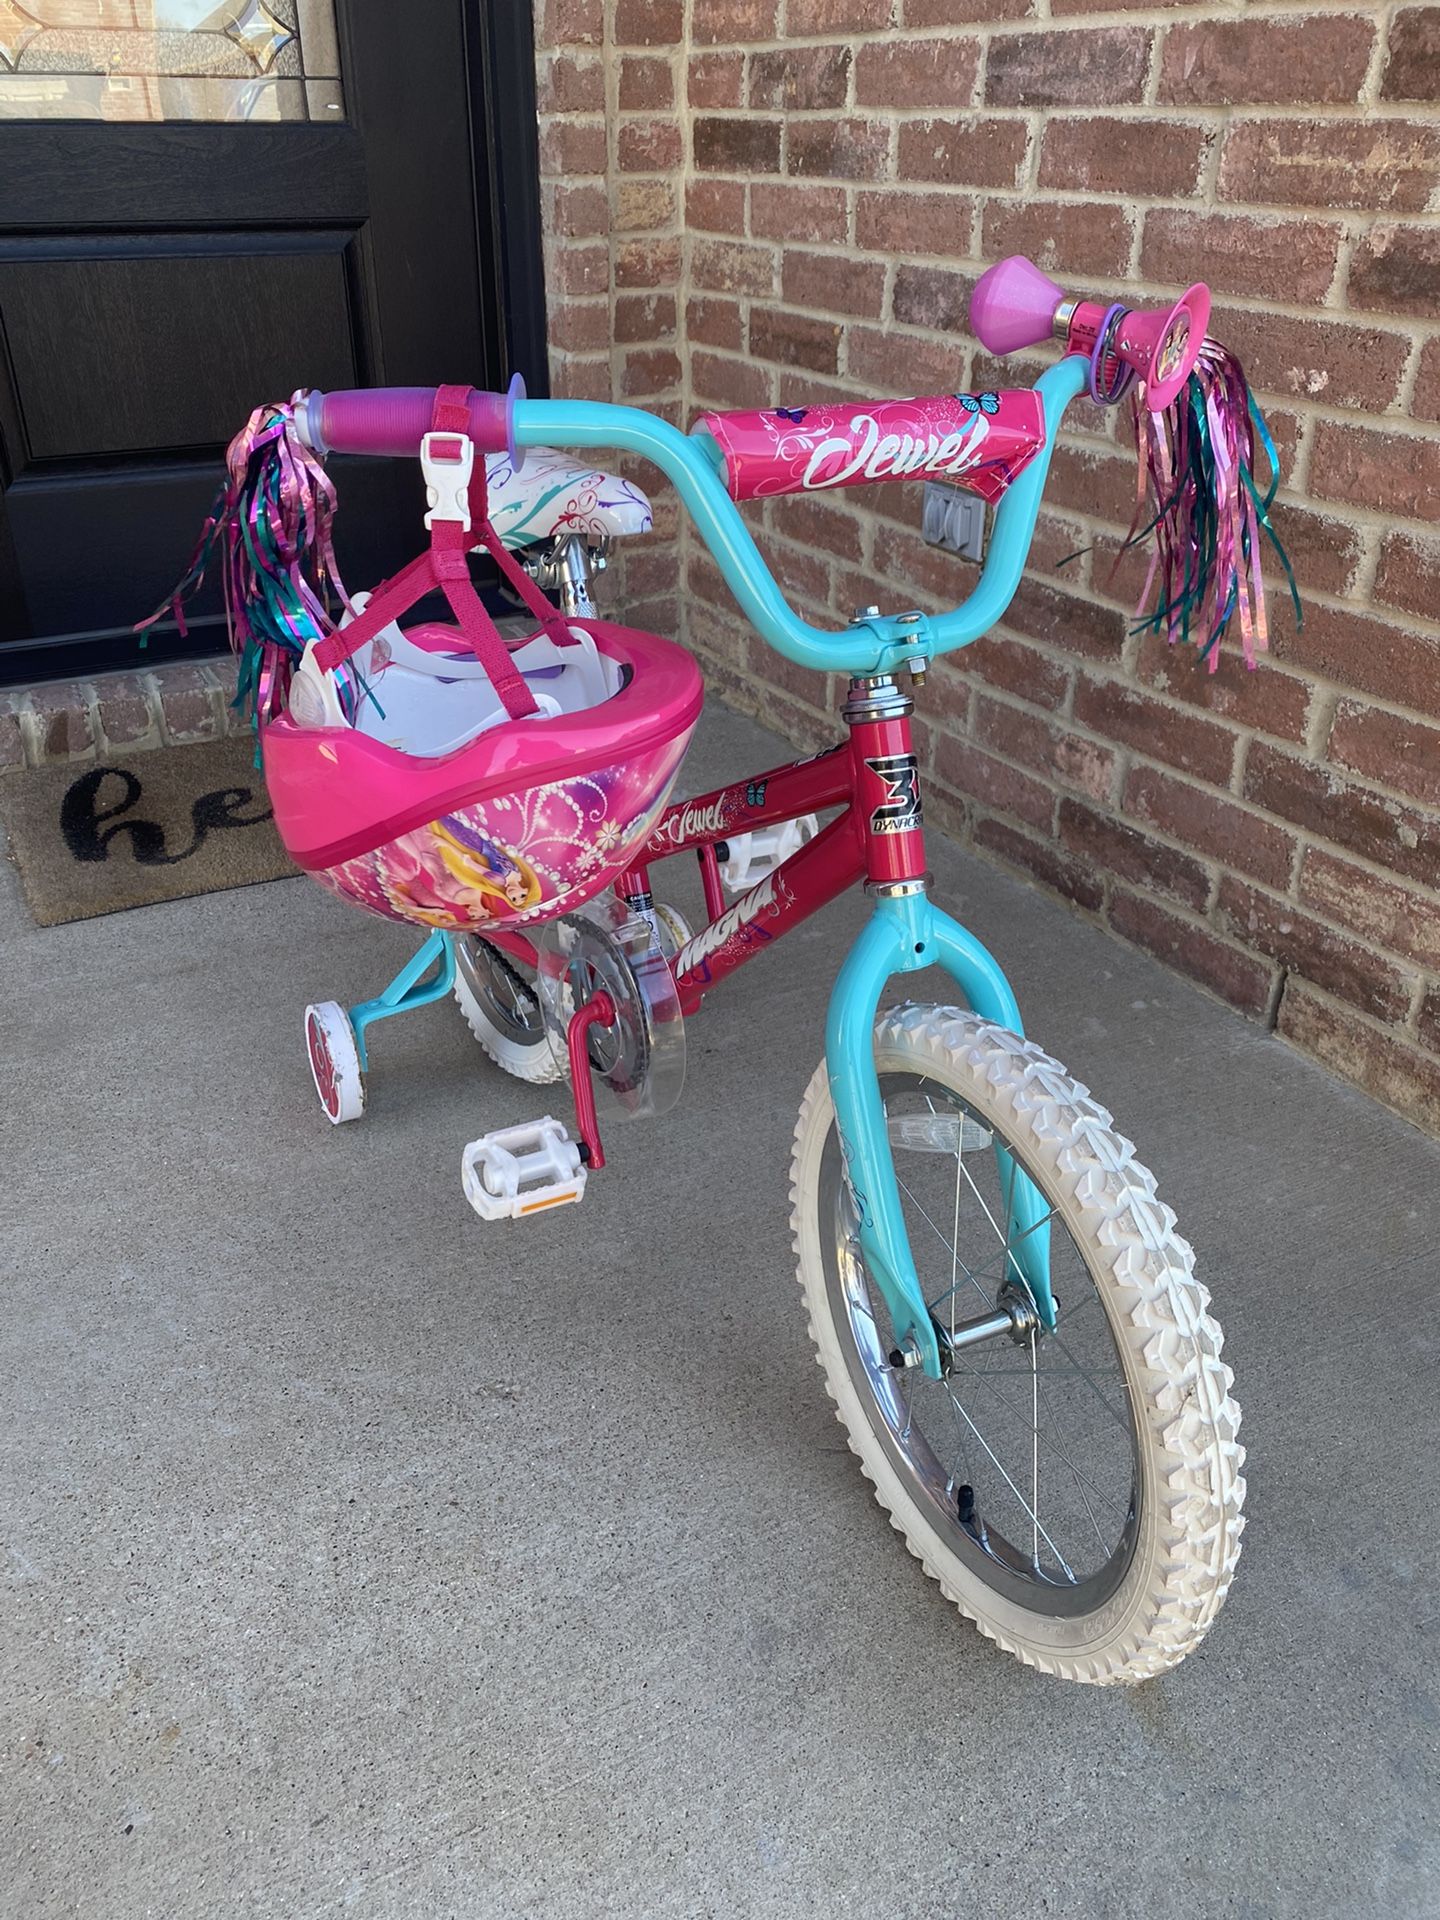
434, 815, 540, 910
373, 815, 541, 928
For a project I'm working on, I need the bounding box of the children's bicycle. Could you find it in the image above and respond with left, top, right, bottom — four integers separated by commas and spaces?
164, 257, 1290, 1684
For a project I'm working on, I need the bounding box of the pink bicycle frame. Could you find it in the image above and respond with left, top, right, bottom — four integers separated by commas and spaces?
463, 690, 1051, 1381
622, 708, 927, 1016
482, 705, 926, 1003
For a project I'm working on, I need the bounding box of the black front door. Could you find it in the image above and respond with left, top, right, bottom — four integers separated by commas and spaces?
0, 1, 546, 686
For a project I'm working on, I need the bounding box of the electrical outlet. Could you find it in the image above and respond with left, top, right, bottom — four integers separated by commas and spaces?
921, 480, 986, 563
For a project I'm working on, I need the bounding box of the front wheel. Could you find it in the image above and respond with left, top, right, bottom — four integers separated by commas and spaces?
790, 1003, 1244, 1685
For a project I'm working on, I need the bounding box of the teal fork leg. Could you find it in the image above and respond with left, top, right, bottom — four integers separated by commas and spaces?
824, 893, 1055, 1380
349, 930, 456, 1070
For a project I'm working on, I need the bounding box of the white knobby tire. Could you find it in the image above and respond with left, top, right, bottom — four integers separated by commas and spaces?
454, 935, 564, 1085
790, 1002, 1245, 1685
304, 1001, 366, 1124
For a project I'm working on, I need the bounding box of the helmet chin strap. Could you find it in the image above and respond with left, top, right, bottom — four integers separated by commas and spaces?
313, 386, 575, 720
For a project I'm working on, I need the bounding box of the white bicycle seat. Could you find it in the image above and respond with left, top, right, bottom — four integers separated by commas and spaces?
485, 445, 653, 550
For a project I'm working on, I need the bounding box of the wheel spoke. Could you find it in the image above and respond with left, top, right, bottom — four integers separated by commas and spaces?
941, 1384, 1078, 1583
1036, 1373, 1110, 1555
942, 1355, 1129, 1524
896, 1176, 991, 1313
1042, 1331, 1135, 1437
929, 1203, 1062, 1320
948, 1125, 964, 1343
942, 1380, 977, 1495
956, 1149, 1033, 1298
958, 1202, 1060, 1293
1030, 1326, 1040, 1572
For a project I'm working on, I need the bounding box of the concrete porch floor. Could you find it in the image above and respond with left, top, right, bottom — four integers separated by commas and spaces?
3, 697, 1437, 1919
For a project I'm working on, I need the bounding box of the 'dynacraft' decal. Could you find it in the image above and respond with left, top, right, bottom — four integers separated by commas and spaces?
865, 754, 922, 835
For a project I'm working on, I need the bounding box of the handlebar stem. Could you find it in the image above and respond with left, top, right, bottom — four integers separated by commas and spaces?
510, 353, 1090, 676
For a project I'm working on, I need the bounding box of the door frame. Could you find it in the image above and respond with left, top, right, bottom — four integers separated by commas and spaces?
0, 0, 549, 687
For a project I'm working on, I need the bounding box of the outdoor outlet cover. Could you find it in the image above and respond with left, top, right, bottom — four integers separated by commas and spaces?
921, 481, 986, 564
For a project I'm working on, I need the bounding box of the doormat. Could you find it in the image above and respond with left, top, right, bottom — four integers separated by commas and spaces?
0, 735, 298, 927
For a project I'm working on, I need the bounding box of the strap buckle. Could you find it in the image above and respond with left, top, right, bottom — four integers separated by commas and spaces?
421, 429, 475, 532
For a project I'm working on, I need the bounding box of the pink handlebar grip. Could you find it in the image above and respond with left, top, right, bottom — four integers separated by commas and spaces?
299, 372, 525, 465
969, 255, 1067, 357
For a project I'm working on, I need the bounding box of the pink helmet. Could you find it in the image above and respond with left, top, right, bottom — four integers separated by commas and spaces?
266, 617, 702, 933
151, 385, 703, 935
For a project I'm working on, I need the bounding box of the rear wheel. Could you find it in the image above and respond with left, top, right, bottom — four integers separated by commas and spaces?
453, 936, 562, 1085
651, 900, 692, 960
790, 1003, 1245, 1684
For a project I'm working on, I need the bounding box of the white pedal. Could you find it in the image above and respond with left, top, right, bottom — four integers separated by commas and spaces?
719, 814, 820, 892
461, 1116, 586, 1221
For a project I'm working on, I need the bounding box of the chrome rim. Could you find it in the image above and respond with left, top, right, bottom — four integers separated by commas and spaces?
819, 1073, 1141, 1617
456, 937, 547, 1050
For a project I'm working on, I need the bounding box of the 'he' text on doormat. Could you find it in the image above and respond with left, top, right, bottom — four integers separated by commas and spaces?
0, 735, 297, 926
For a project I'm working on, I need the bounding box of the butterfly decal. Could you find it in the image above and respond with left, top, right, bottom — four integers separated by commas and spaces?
746, 780, 768, 807
957, 391, 1001, 416
773, 407, 808, 425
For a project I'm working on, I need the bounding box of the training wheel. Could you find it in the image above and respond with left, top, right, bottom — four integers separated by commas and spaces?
304, 1001, 366, 1124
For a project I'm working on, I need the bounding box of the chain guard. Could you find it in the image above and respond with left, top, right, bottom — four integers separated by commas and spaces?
536, 899, 686, 1120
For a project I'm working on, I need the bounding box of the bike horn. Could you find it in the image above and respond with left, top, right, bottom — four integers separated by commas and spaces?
970, 255, 1211, 411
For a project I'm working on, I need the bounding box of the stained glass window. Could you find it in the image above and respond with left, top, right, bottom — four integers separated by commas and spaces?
0, 1, 343, 122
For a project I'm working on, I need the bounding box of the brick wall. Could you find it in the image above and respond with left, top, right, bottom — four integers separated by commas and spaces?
535, 0, 690, 639
540, 0, 1440, 1133
0, 658, 251, 771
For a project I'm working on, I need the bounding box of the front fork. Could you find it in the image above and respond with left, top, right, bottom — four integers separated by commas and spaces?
826, 892, 1056, 1378
827, 676, 1055, 1380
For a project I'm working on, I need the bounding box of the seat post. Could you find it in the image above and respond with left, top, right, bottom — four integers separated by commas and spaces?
554, 534, 598, 617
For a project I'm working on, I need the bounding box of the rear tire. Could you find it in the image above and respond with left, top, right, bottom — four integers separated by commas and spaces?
790, 1002, 1245, 1685
652, 900, 693, 960
453, 936, 563, 1085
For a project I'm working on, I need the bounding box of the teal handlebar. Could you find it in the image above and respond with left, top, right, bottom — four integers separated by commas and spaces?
510, 353, 1090, 676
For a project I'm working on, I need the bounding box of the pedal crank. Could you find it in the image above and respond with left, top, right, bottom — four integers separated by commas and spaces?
565, 989, 615, 1171
535, 898, 686, 1120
